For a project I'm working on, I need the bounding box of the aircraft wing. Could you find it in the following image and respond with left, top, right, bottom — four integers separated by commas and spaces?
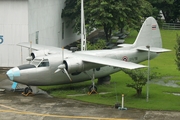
17, 42, 69, 54
75, 53, 146, 69
137, 46, 171, 53
18, 42, 145, 69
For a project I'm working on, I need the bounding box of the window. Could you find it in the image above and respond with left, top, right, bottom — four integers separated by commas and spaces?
38, 59, 49, 67
31, 59, 42, 67
31, 59, 49, 67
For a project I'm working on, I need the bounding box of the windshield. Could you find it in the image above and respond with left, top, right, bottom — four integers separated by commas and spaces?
30, 59, 49, 67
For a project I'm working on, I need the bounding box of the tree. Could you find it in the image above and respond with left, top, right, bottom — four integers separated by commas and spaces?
174, 35, 180, 70
62, 0, 153, 42
147, 0, 180, 23
122, 67, 158, 96
77, 39, 106, 50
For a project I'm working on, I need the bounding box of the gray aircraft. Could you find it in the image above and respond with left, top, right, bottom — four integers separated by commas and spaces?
6, 17, 170, 95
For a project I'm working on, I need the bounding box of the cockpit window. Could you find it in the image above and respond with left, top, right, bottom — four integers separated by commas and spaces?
30, 59, 49, 67
38, 59, 49, 67
31, 59, 41, 66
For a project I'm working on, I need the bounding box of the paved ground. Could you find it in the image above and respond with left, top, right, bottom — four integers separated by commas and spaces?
1, 69, 180, 120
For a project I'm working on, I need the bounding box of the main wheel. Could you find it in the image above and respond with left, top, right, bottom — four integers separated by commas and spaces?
88, 85, 97, 93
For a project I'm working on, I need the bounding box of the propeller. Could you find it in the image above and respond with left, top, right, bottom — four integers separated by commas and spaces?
54, 47, 72, 81
26, 41, 33, 61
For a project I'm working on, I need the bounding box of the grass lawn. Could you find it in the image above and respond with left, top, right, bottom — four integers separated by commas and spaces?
40, 29, 180, 111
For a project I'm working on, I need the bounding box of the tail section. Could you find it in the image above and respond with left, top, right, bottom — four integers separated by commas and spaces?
133, 17, 162, 48
133, 17, 170, 53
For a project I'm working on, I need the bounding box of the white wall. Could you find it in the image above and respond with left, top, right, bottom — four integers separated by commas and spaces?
0, 0, 80, 67
28, 0, 80, 47
0, 0, 29, 67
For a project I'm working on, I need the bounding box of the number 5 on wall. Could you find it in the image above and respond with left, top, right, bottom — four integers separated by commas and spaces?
0, 35, 3, 44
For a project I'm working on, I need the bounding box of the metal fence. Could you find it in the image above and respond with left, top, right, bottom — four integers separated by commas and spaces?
162, 23, 180, 30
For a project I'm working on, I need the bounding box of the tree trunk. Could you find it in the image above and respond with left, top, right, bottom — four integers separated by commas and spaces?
104, 24, 112, 42
136, 88, 142, 96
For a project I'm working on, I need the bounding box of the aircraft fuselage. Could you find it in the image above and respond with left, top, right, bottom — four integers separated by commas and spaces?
7, 48, 158, 86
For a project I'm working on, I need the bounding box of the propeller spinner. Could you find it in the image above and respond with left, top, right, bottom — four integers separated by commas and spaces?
54, 47, 72, 81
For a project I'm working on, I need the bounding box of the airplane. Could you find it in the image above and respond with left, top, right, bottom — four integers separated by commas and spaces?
6, 17, 170, 95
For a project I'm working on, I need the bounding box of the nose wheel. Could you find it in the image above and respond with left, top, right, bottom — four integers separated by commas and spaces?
22, 86, 33, 96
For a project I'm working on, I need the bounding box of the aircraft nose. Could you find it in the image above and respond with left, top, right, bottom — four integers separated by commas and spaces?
6, 67, 20, 81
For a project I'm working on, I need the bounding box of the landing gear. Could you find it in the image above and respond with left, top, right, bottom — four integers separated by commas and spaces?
88, 69, 98, 95
88, 85, 98, 94
22, 86, 33, 96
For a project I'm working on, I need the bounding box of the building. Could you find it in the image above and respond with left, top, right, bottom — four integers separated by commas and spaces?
0, 0, 80, 67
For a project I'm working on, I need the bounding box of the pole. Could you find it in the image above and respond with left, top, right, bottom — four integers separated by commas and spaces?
122, 94, 124, 108
81, 0, 85, 51
81, 0, 87, 51
146, 45, 150, 102
118, 94, 127, 110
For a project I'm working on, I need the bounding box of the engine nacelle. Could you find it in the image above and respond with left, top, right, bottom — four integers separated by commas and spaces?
63, 58, 84, 73
26, 50, 49, 61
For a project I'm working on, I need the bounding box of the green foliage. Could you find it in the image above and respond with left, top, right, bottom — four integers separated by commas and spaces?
147, 0, 180, 23
122, 67, 159, 96
174, 34, 180, 70
62, 0, 153, 41
86, 39, 106, 50
76, 39, 106, 50
41, 72, 180, 111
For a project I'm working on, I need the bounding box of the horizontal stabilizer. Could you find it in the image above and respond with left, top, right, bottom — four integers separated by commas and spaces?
137, 46, 171, 53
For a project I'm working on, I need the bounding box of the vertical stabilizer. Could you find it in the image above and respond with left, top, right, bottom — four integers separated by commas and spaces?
133, 17, 162, 48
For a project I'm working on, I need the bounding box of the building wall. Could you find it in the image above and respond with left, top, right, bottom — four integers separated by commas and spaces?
0, 0, 29, 67
0, 0, 80, 67
29, 0, 80, 47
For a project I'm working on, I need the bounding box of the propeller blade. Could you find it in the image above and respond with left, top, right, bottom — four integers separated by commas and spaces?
63, 68, 72, 81
55, 47, 72, 81
26, 56, 33, 61
54, 64, 65, 73
54, 69, 61, 73
30, 41, 32, 54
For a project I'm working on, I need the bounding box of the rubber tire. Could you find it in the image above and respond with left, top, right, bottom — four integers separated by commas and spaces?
89, 85, 97, 92
24, 87, 32, 94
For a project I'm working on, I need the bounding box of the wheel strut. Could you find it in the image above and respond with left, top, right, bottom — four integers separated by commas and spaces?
88, 69, 98, 95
